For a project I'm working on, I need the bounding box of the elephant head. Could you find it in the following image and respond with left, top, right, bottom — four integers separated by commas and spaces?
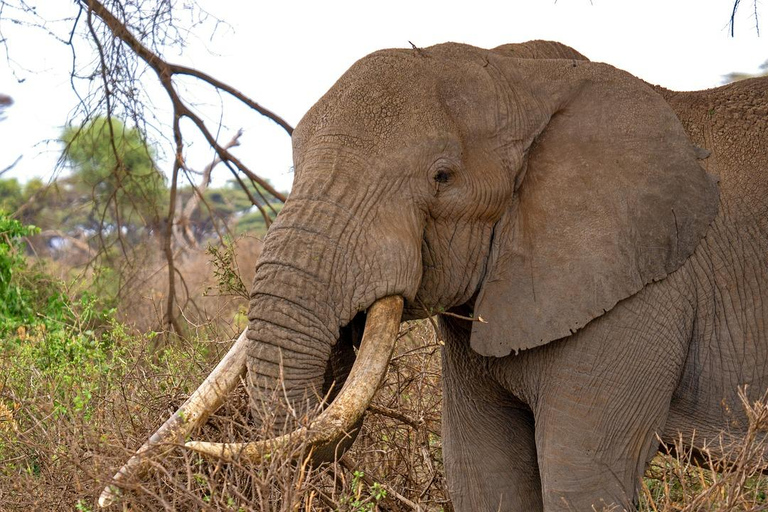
100, 40, 717, 506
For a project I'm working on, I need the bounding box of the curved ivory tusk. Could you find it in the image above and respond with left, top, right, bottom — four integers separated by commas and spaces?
98, 329, 249, 508
184, 295, 404, 463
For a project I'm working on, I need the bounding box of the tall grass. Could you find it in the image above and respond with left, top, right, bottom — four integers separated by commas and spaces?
638, 388, 768, 512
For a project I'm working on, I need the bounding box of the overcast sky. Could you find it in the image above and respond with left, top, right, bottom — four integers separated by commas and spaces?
1, 0, 766, 192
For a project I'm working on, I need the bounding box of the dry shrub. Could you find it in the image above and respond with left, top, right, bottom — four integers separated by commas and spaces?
640, 387, 768, 512
0, 318, 447, 511
345, 320, 449, 511
28, 234, 262, 336
5, 232, 768, 510
112, 235, 262, 334
5, 313, 768, 511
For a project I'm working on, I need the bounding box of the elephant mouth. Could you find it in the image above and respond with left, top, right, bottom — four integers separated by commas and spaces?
322, 309, 368, 403
98, 295, 404, 508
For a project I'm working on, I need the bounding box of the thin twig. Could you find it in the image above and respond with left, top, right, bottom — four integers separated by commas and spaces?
0, 155, 21, 176
367, 404, 423, 430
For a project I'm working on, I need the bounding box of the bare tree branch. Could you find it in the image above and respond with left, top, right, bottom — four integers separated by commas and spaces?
0, 155, 21, 177
82, 0, 293, 137
178, 129, 242, 248
74, 0, 291, 335
731, 0, 761, 36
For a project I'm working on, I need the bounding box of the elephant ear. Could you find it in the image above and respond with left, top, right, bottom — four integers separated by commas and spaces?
470, 60, 718, 357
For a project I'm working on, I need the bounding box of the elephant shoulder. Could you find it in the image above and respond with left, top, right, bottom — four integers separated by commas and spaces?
492, 41, 589, 61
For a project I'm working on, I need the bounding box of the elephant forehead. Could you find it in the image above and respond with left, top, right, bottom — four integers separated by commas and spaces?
294, 51, 481, 152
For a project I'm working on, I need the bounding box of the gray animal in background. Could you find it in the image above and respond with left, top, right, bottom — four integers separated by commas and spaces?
102, 40, 768, 511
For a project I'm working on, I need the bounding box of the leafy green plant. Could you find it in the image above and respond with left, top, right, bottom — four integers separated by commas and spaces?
339, 470, 388, 512
75, 499, 93, 512
0, 213, 42, 328
206, 237, 249, 299
0, 214, 122, 424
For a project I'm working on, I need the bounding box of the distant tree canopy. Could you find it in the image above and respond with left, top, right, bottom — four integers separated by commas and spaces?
0, 178, 23, 213
0, 116, 281, 265
0, 94, 12, 121
177, 179, 279, 239
723, 60, 768, 83
60, 116, 167, 238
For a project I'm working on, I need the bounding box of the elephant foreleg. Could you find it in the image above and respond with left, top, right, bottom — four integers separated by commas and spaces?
441, 317, 543, 512
531, 281, 694, 510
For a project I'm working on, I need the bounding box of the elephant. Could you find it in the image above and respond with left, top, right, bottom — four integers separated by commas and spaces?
101, 40, 768, 511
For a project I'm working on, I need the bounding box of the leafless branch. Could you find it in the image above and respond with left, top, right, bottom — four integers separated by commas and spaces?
0, 155, 21, 176
368, 404, 424, 430
75, 0, 291, 334
730, 0, 761, 36
178, 129, 243, 249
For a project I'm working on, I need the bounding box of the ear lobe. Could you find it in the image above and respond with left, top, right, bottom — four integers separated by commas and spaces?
470, 65, 719, 358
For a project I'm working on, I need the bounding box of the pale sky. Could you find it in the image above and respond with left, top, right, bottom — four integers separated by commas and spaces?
1, 0, 766, 193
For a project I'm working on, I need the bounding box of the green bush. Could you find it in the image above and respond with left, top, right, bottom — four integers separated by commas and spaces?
0, 213, 119, 423
0, 213, 44, 327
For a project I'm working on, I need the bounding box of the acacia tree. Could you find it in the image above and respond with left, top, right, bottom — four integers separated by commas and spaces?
0, 1, 293, 336
61, 116, 167, 243
724, 59, 768, 82
0, 94, 11, 120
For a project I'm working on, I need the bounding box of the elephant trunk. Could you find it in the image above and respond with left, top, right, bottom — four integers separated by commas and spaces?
243, 197, 381, 428
99, 162, 420, 506
185, 295, 403, 462
98, 295, 403, 508
221, 184, 416, 458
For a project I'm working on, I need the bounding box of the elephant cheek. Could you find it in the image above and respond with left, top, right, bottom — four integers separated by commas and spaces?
414, 221, 495, 316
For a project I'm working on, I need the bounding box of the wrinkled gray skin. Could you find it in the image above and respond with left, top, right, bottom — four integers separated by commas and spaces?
245, 40, 768, 510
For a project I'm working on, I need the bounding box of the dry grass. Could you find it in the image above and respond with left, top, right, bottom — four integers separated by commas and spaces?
111, 235, 262, 334
35, 234, 262, 335
638, 388, 768, 512
4, 315, 768, 510
0, 316, 447, 511
3, 240, 768, 511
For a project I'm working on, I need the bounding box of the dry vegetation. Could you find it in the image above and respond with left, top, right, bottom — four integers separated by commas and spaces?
2, 238, 768, 511
0, 234, 451, 511
0, 306, 447, 510
637, 389, 768, 512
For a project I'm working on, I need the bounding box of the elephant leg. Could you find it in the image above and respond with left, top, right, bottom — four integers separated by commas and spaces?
441, 317, 543, 512
530, 283, 694, 510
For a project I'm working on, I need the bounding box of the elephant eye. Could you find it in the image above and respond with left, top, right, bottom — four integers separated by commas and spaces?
434, 168, 452, 185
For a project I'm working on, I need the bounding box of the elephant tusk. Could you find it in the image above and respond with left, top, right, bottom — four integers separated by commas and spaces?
98, 329, 249, 508
184, 295, 404, 463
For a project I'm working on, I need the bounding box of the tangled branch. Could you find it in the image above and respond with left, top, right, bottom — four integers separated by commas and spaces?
75, 0, 292, 336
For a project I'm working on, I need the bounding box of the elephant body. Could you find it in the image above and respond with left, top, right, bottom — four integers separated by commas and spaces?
660, 82, 768, 453
437, 68, 768, 510
242, 41, 768, 510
